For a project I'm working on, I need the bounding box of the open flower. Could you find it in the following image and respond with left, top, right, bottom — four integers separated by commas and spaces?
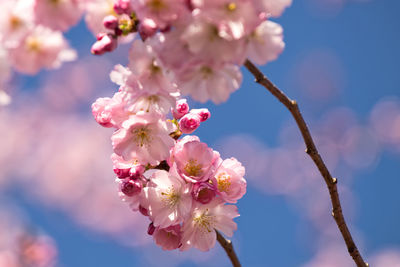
142, 170, 192, 228
180, 199, 239, 251
112, 112, 175, 165
212, 158, 246, 203
170, 136, 221, 183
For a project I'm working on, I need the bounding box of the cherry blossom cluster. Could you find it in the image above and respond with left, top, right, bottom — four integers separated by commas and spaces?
91, 0, 291, 252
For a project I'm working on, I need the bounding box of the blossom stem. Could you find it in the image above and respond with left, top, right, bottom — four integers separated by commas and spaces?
243, 59, 368, 267
216, 230, 241, 267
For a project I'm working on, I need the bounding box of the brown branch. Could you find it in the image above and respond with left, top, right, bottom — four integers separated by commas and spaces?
244, 59, 368, 267
216, 230, 241, 267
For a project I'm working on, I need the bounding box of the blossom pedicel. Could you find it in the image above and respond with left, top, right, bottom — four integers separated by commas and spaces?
85, 0, 292, 252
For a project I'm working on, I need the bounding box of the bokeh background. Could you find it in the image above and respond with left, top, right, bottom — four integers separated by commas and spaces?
1, 0, 400, 266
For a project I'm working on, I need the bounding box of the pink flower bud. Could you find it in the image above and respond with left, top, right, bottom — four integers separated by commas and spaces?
114, 168, 131, 179
139, 205, 149, 216
192, 182, 216, 204
103, 15, 118, 30
179, 113, 201, 134
96, 33, 106, 41
91, 97, 113, 128
91, 34, 117, 55
129, 165, 145, 179
120, 179, 142, 196
147, 222, 155, 235
113, 0, 132, 15
191, 108, 211, 122
138, 19, 158, 41
173, 99, 189, 120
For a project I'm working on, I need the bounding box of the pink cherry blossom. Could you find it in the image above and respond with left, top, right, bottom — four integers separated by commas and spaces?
128, 40, 177, 94
142, 169, 192, 228
212, 157, 246, 203
180, 199, 239, 251
246, 20, 285, 65
117, 177, 144, 211
153, 225, 182, 250
34, 0, 83, 32
85, 0, 116, 36
175, 62, 242, 104
181, 19, 247, 64
111, 113, 175, 165
0, 0, 35, 49
170, 136, 221, 183
8, 26, 76, 75
92, 92, 130, 128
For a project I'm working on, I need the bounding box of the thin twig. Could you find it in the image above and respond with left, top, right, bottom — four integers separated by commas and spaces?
244, 59, 368, 267
216, 230, 241, 267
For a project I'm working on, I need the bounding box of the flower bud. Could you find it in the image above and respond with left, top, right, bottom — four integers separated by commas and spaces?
113, 0, 132, 15
192, 182, 216, 204
114, 168, 130, 179
103, 15, 118, 30
191, 108, 211, 122
91, 98, 113, 127
139, 205, 149, 216
139, 18, 157, 41
173, 99, 189, 119
120, 179, 142, 196
179, 113, 201, 134
129, 164, 145, 179
91, 34, 117, 55
147, 222, 155, 235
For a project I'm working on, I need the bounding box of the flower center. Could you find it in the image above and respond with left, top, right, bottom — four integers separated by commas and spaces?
184, 159, 203, 177
193, 209, 215, 233
133, 127, 152, 147
226, 2, 237, 12
161, 187, 180, 208
9, 16, 22, 29
26, 37, 41, 52
216, 172, 231, 192
147, 0, 166, 11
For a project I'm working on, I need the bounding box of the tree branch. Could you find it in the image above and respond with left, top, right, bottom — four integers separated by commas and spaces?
243, 59, 368, 267
216, 230, 241, 267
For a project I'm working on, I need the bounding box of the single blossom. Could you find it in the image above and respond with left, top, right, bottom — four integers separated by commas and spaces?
111, 112, 175, 165
180, 199, 239, 251
175, 62, 242, 104
8, 26, 76, 75
170, 136, 220, 183
212, 158, 246, 203
191, 182, 216, 204
142, 169, 192, 228
153, 224, 182, 250
246, 20, 285, 65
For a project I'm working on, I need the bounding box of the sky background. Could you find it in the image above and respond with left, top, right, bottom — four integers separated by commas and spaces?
1, 0, 400, 266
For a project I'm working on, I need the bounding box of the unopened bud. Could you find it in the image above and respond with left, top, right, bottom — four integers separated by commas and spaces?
129, 165, 145, 179
103, 15, 118, 30
114, 168, 130, 179
179, 113, 201, 134
173, 99, 189, 120
138, 18, 157, 41
191, 108, 211, 122
147, 222, 155, 235
139, 205, 149, 216
91, 34, 117, 55
120, 179, 142, 196
113, 0, 132, 15
192, 182, 216, 204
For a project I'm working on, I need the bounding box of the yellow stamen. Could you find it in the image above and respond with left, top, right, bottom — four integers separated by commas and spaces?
216, 172, 231, 192
184, 159, 202, 177
133, 127, 152, 147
